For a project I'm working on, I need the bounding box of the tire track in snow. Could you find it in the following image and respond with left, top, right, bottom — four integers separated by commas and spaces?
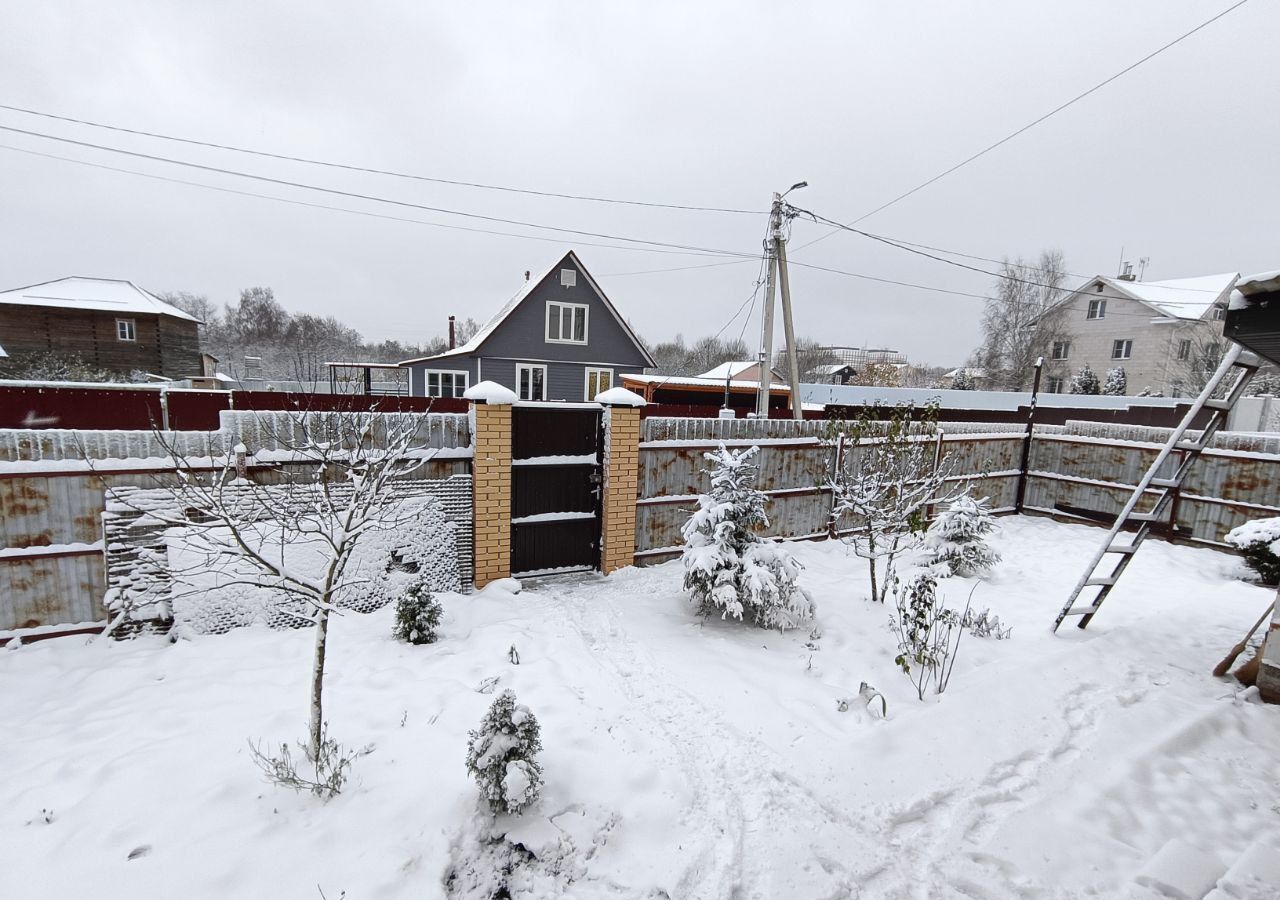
544, 581, 863, 899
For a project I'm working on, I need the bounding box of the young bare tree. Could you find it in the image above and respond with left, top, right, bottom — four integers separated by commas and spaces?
971, 250, 1072, 391
1169, 322, 1228, 398
104, 410, 436, 775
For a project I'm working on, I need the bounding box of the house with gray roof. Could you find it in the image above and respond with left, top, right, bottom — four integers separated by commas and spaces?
400, 251, 655, 402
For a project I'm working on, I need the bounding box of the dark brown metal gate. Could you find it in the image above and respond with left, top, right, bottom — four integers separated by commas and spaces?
510, 405, 603, 575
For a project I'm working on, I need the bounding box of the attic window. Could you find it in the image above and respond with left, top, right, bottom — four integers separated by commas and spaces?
560, 269, 577, 288
1095, 283, 1104, 293
546, 301, 588, 344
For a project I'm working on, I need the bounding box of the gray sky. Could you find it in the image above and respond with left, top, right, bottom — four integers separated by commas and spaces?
2, 0, 1276, 366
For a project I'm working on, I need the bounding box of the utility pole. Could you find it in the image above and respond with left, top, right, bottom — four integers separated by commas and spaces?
755, 182, 807, 419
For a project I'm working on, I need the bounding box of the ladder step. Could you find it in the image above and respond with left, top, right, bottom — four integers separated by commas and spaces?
1085, 577, 1118, 587
1064, 606, 1098, 618
1149, 477, 1180, 489
1174, 440, 1205, 452
1129, 512, 1165, 523
1107, 543, 1139, 554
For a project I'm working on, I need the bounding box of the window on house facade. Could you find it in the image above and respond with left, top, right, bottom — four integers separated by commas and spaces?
584, 367, 613, 400
1212, 305, 1226, 321
1177, 339, 1192, 360
546, 302, 588, 343
116, 318, 136, 341
1094, 283, 1104, 293
1087, 299, 1106, 319
1051, 341, 1071, 360
424, 370, 468, 398
1045, 376, 1064, 394
1112, 339, 1133, 360
517, 363, 547, 401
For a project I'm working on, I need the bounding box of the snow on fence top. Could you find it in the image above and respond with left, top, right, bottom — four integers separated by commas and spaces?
0, 410, 471, 464
642, 416, 1026, 445
1045, 420, 1280, 456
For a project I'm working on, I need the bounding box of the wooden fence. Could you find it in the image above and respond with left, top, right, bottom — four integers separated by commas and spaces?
0, 411, 472, 631
633, 416, 1280, 563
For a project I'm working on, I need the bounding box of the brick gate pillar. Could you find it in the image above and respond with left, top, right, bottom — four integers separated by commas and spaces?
470, 394, 513, 588
599, 391, 645, 575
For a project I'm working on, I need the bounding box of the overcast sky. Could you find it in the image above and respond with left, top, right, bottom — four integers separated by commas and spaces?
2, 1, 1276, 366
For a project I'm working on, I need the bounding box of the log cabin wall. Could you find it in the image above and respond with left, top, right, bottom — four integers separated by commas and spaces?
0, 305, 201, 378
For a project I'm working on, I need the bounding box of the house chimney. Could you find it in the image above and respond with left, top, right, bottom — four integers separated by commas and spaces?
1118, 261, 1136, 282
448, 315, 456, 350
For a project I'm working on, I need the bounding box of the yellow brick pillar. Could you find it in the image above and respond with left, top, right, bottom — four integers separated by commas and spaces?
600, 399, 642, 575
471, 399, 513, 588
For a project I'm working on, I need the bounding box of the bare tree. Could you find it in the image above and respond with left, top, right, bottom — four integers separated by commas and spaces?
1168, 322, 1228, 398
971, 251, 1072, 391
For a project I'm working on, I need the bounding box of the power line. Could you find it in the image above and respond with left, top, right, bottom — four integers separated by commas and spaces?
0, 101, 762, 216
0, 122, 759, 259
793, 0, 1253, 251
0, 143, 741, 260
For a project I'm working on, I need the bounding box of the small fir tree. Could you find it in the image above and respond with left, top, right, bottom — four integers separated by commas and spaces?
924, 494, 1001, 577
681, 445, 814, 630
392, 580, 442, 645
1103, 367, 1127, 396
950, 369, 975, 390
465, 690, 543, 815
1069, 364, 1101, 395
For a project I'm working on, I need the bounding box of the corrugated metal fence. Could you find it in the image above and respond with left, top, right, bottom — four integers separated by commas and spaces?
0, 411, 472, 631
634, 416, 1280, 562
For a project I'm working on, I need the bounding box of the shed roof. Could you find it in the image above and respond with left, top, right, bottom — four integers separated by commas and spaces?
0, 276, 201, 322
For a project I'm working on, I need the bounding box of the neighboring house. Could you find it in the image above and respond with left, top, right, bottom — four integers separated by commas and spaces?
0, 276, 202, 379
810, 363, 858, 384
942, 366, 989, 389
696, 360, 784, 385
1041, 272, 1239, 396
400, 251, 655, 402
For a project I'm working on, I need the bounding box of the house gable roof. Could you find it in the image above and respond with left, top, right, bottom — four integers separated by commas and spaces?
0, 276, 201, 322
400, 251, 655, 367
1061, 272, 1238, 321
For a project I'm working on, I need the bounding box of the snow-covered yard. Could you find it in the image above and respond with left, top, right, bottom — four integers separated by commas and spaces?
3, 517, 1279, 899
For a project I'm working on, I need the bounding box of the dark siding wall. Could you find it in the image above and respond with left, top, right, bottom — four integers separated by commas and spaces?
407, 356, 478, 397
474, 259, 651, 368
0, 307, 200, 378
474, 358, 643, 402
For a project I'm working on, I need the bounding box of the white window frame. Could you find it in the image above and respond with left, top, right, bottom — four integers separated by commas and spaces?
1212, 305, 1226, 321
1112, 339, 1133, 360
116, 318, 136, 342
1177, 339, 1191, 361
1050, 341, 1071, 361
516, 363, 548, 401
584, 367, 613, 401
423, 369, 469, 398
545, 301, 589, 345
1087, 299, 1106, 320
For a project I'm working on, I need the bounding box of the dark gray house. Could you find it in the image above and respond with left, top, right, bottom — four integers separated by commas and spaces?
400, 251, 655, 401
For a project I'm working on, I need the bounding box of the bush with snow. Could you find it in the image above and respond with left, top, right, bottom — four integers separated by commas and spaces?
1070, 364, 1101, 395
1225, 517, 1280, 585
890, 573, 972, 701
924, 494, 1001, 578
466, 689, 544, 815
1103, 367, 1127, 396
392, 580, 442, 645
681, 444, 814, 631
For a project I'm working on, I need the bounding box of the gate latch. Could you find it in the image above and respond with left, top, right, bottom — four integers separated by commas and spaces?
588, 471, 603, 485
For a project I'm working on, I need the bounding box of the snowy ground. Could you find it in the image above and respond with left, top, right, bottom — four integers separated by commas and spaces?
3, 516, 1280, 899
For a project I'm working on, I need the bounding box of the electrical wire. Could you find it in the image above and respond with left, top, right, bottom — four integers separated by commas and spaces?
793, 0, 1253, 250
0, 143, 742, 260
0, 101, 762, 215
0, 122, 759, 259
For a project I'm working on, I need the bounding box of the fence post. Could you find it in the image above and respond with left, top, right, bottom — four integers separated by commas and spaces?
1014, 358, 1044, 513
471, 398, 513, 588
600, 397, 643, 574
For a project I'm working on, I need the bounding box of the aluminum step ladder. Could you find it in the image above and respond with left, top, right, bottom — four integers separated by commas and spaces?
1053, 343, 1261, 631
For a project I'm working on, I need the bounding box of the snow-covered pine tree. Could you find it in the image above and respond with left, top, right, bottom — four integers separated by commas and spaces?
465, 689, 543, 815
924, 494, 1002, 577
1103, 367, 1127, 396
951, 369, 974, 390
681, 444, 814, 630
1069, 364, 1101, 395
392, 579, 442, 645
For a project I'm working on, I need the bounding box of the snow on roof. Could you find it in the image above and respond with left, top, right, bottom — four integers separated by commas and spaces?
943, 367, 987, 378
1084, 273, 1238, 320
696, 361, 763, 380
0, 341, 7, 358
0, 277, 200, 322
810, 364, 855, 375
399, 250, 655, 368
1235, 270, 1280, 303
622, 372, 790, 392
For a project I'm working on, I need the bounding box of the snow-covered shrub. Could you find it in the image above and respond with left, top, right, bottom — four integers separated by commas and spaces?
890, 573, 972, 701
1103, 367, 1127, 396
466, 690, 544, 815
962, 607, 1011, 640
392, 580, 442, 645
248, 720, 373, 801
1225, 517, 1280, 585
924, 494, 1001, 577
1070, 364, 1100, 395
681, 444, 814, 631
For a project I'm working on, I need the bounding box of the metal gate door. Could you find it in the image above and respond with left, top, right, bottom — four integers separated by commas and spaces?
510, 405, 603, 575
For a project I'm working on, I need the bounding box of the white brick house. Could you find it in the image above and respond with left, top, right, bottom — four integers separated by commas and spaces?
1042, 272, 1238, 397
